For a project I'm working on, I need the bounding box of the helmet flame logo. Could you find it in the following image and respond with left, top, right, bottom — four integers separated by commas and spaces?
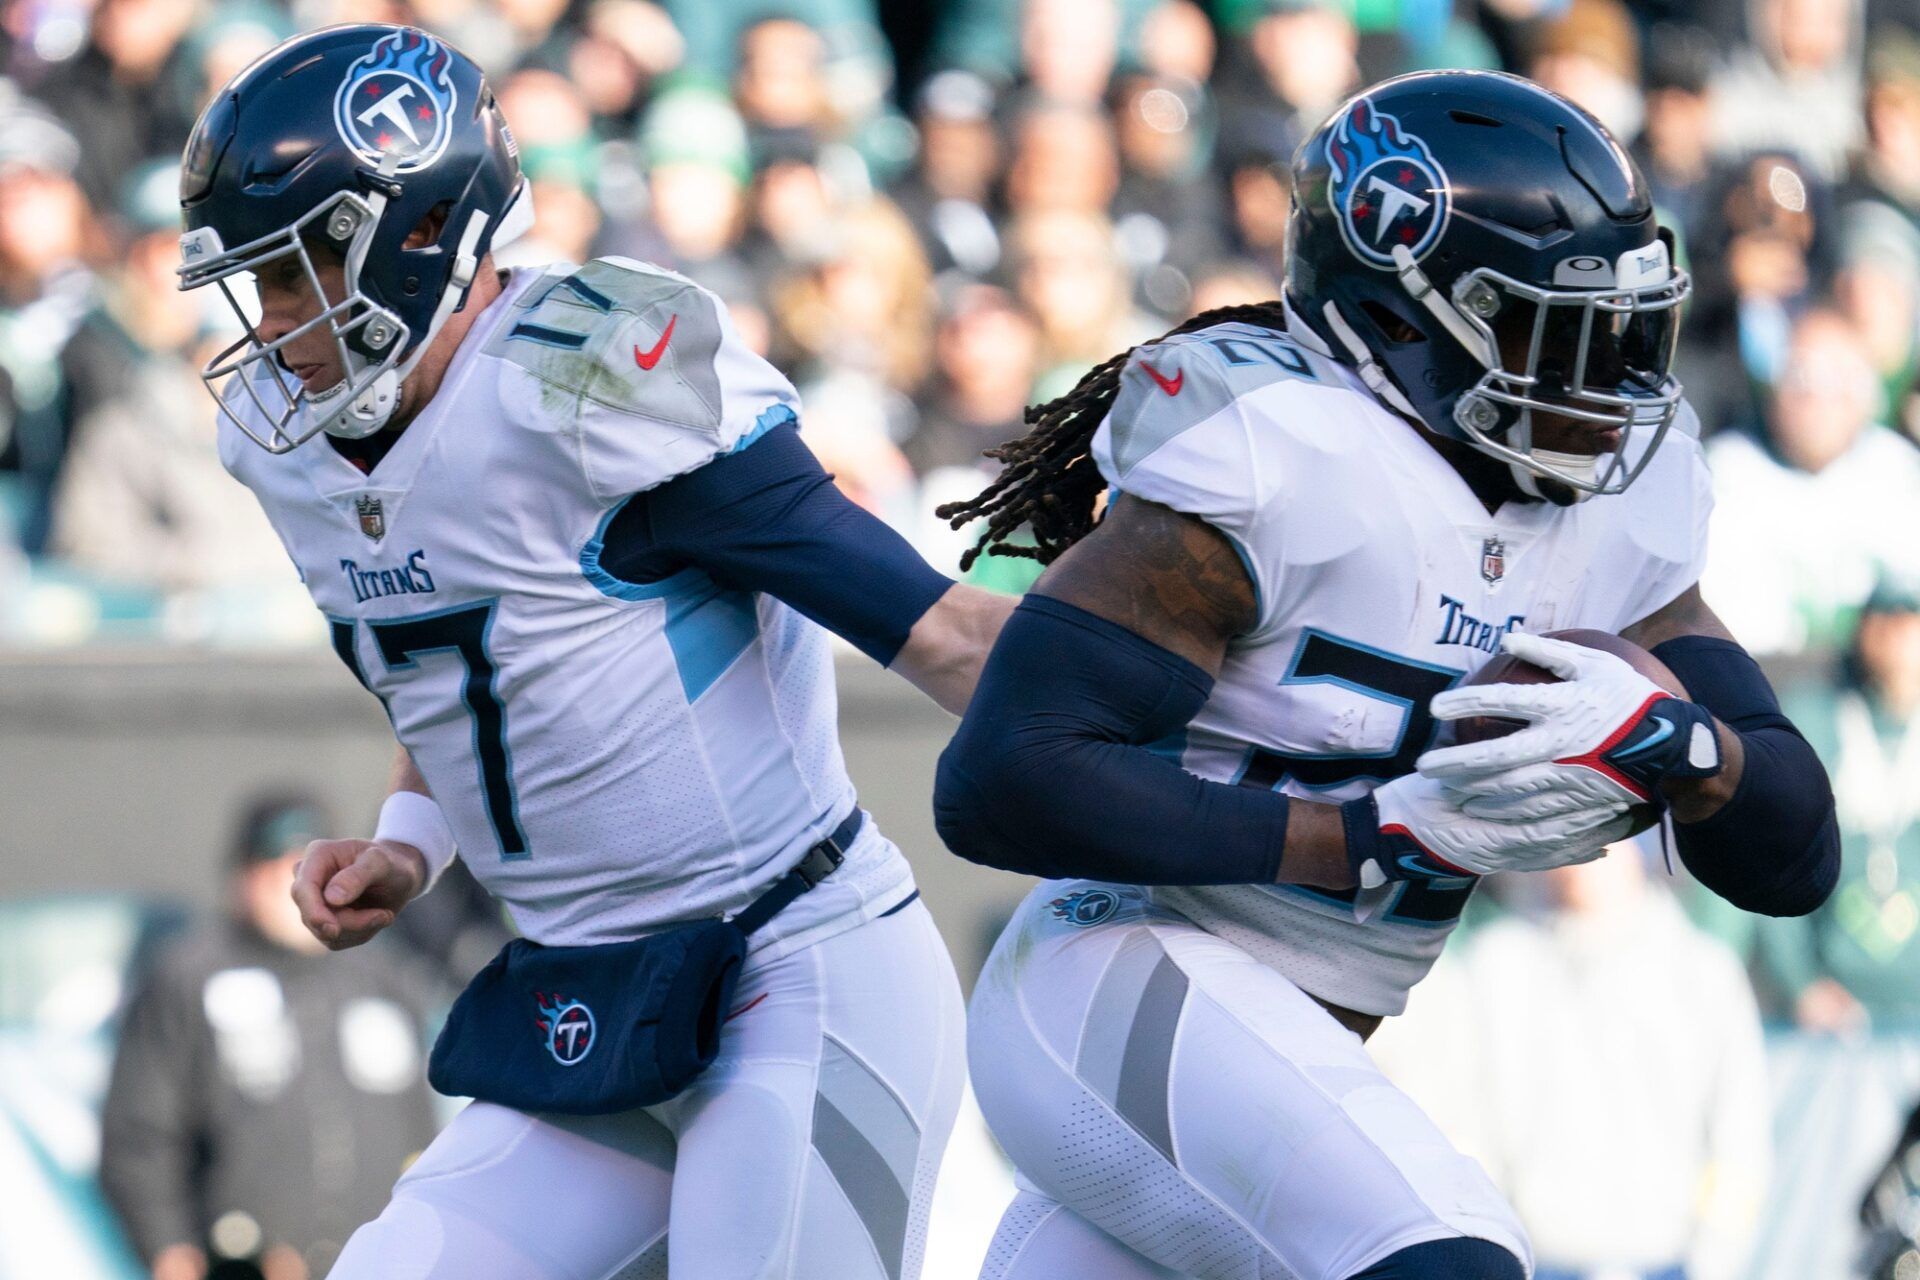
1326, 98, 1450, 271
532, 990, 596, 1066
333, 29, 458, 173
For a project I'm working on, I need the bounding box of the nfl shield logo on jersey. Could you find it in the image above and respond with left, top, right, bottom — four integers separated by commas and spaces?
1326, 98, 1451, 270
1480, 536, 1506, 586
332, 29, 459, 173
533, 991, 596, 1066
356, 494, 385, 542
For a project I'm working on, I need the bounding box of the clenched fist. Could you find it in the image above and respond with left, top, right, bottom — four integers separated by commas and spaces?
290, 838, 429, 949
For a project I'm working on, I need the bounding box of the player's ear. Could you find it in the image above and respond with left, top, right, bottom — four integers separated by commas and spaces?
403, 201, 452, 251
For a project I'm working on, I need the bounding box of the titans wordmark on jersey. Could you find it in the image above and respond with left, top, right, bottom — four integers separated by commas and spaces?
220, 258, 914, 954
1091, 321, 1713, 1016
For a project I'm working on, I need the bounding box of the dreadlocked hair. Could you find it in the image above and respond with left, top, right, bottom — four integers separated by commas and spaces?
937, 300, 1297, 572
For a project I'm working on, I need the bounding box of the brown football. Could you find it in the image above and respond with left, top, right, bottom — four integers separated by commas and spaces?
1453, 628, 1690, 838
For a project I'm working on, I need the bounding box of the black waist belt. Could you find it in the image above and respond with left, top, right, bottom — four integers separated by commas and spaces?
427, 805, 863, 1115
734, 805, 862, 934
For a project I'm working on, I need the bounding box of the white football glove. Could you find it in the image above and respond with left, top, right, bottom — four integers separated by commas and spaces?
1416, 631, 1721, 821
1345, 770, 1633, 887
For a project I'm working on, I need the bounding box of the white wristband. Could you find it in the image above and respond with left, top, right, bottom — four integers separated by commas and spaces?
374, 790, 457, 890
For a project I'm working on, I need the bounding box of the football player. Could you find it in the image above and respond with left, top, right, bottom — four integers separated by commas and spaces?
175, 26, 1008, 1280
935, 73, 1839, 1279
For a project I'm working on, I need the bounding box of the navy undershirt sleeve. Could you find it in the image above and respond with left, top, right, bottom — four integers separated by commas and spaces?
593, 421, 953, 665
1652, 634, 1839, 916
934, 594, 1291, 884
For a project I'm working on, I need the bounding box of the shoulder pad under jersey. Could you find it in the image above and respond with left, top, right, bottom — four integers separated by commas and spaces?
1098, 321, 1342, 480
487, 257, 799, 498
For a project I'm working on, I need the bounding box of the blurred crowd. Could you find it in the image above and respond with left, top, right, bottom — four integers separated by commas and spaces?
3, 0, 1920, 645
11, 0, 1920, 1275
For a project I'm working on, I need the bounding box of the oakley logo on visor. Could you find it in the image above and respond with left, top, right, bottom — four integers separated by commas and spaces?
333, 29, 459, 174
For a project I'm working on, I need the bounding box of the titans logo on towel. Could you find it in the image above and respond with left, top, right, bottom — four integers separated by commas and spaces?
534, 992, 596, 1065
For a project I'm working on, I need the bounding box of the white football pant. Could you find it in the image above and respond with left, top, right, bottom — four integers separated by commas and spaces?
968, 882, 1530, 1280
329, 900, 964, 1279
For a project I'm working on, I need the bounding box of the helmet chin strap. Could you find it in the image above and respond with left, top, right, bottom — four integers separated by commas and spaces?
313, 368, 400, 440
1513, 449, 1600, 505
319, 201, 493, 442
1389, 245, 1495, 368
1315, 298, 1423, 420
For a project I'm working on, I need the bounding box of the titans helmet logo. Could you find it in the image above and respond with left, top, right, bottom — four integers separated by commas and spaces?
1327, 99, 1450, 271
533, 991, 596, 1066
333, 29, 458, 173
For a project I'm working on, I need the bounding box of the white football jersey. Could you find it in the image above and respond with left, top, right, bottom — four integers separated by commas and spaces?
221, 258, 915, 956
1090, 321, 1712, 1015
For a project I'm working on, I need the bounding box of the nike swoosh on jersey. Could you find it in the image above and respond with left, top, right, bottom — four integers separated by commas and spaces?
1142, 363, 1184, 396
634, 314, 678, 370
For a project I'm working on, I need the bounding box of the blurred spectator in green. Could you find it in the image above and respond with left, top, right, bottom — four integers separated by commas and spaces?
0, 87, 97, 555
1216, 0, 1362, 167
34, 0, 197, 209
1136, 0, 1216, 84
1632, 27, 1721, 246
176, 4, 292, 120
1832, 199, 1920, 438
1741, 573, 1920, 1280
1374, 844, 1770, 1280
1019, 0, 1121, 106
1684, 151, 1830, 423
433, 0, 678, 78
905, 282, 1041, 568
1005, 99, 1120, 218
563, 0, 684, 135
744, 132, 838, 280
1756, 573, 1920, 1033
496, 65, 594, 152
1186, 259, 1282, 317
1113, 72, 1226, 318
1221, 145, 1292, 281
770, 196, 932, 397
47, 162, 303, 626
633, 85, 753, 288
1837, 25, 1920, 231
906, 283, 1038, 478
492, 69, 603, 272
930, 0, 1130, 100
730, 10, 899, 175
665, 0, 881, 85
768, 198, 930, 532
892, 69, 1003, 281
1703, 308, 1920, 654
1712, 0, 1863, 179
734, 15, 833, 141
100, 794, 442, 1280
507, 140, 606, 268
1008, 208, 1156, 391
1528, 0, 1644, 140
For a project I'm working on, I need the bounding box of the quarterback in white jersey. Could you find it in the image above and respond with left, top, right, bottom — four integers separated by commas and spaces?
936, 74, 1838, 1280
176, 26, 1007, 1280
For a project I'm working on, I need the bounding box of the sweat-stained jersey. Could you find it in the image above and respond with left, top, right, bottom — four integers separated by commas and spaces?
221, 258, 915, 957
1090, 321, 1713, 1015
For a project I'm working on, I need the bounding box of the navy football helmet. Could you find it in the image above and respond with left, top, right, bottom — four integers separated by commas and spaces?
177, 24, 528, 451
1284, 71, 1689, 499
